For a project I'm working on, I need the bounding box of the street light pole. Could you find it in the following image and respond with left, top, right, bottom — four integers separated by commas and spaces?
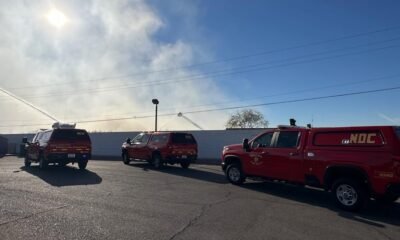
152, 99, 159, 132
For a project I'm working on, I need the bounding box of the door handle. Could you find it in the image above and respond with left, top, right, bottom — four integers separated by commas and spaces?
289, 152, 299, 156
261, 151, 268, 155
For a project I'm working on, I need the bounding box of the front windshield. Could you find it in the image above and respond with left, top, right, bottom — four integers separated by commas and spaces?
133, 133, 144, 142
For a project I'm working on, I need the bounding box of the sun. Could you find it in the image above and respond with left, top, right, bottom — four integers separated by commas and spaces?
46, 9, 68, 29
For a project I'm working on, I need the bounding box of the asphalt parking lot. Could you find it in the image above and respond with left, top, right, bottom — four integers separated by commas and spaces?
0, 156, 399, 240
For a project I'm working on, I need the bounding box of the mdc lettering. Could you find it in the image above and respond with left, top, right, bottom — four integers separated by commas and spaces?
349, 133, 377, 144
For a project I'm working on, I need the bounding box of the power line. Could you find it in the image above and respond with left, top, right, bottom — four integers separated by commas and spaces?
0, 87, 58, 121
6, 25, 400, 91
79, 73, 400, 118
183, 86, 400, 115
2, 40, 400, 101
2, 84, 398, 128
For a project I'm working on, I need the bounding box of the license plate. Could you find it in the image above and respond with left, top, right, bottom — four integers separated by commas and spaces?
67, 154, 76, 158
181, 155, 187, 159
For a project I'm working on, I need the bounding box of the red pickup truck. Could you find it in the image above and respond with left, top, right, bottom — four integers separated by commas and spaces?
24, 123, 91, 170
222, 125, 400, 211
121, 132, 198, 169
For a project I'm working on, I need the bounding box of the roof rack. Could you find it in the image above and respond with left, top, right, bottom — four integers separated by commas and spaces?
52, 122, 76, 129
277, 125, 307, 129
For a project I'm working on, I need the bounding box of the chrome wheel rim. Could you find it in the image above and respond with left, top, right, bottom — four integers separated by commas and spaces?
336, 184, 358, 206
228, 167, 241, 182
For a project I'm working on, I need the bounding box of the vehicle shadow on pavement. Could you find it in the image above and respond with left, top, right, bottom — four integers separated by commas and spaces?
242, 181, 400, 227
127, 162, 228, 184
21, 165, 102, 187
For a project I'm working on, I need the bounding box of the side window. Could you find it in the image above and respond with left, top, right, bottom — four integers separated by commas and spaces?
35, 132, 44, 143
276, 131, 300, 148
150, 134, 169, 144
251, 132, 274, 148
141, 134, 150, 144
42, 131, 52, 143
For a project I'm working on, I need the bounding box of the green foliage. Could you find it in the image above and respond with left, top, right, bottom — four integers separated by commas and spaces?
226, 109, 269, 128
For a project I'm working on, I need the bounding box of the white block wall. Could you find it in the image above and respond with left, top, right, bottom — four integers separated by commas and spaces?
2, 129, 263, 161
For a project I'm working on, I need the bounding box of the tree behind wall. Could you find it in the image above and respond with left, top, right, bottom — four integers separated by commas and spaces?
226, 109, 269, 128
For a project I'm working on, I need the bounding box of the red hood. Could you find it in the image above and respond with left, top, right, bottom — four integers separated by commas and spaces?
224, 144, 242, 150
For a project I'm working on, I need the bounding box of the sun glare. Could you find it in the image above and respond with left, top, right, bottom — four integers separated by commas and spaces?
46, 9, 68, 28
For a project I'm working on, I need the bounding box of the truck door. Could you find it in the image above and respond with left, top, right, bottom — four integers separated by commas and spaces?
243, 132, 275, 176
28, 132, 42, 160
127, 133, 143, 160
132, 133, 151, 160
262, 130, 304, 182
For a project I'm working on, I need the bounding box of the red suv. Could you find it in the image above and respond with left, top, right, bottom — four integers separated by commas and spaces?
24, 123, 91, 170
121, 132, 197, 169
222, 125, 400, 211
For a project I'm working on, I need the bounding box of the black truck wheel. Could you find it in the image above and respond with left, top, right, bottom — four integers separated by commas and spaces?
180, 162, 190, 169
39, 155, 48, 169
332, 178, 367, 211
226, 164, 245, 185
152, 154, 163, 169
122, 152, 130, 165
78, 160, 88, 170
24, 156, 31, 167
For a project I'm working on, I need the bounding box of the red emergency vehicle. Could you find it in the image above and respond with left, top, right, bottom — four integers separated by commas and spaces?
24, 123, 91, 170
121, 132, 198, 169
222, 124, 400, 211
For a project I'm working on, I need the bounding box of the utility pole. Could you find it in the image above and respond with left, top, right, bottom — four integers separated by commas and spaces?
152, 99, 159, 132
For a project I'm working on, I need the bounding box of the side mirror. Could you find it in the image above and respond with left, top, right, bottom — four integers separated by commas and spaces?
126, 138, 131, 145
22, 137, 28, 144
242, 138, 250, 152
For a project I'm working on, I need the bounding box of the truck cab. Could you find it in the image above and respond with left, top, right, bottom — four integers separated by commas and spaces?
222, 126, 308, 183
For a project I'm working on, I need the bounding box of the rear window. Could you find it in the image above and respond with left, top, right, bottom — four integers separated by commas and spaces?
51, 129, 90, 141
313, 131, 384, 146
171, 133, 196, 144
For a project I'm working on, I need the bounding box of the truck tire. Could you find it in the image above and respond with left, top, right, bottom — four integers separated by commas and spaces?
39, 155, 48, 169
78, 160, 88, 170
122, 152, 130, 165
24, 156, 31, 167
152, 153, 163, 169
180, 162, 190, 169
332, 178, 367, 211
226, 163, 245, 185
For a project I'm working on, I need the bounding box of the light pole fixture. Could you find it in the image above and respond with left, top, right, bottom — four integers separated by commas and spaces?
152, 99, 159, 132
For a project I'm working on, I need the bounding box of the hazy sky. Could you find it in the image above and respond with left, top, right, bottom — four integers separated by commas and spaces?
1, 0, 400, 133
